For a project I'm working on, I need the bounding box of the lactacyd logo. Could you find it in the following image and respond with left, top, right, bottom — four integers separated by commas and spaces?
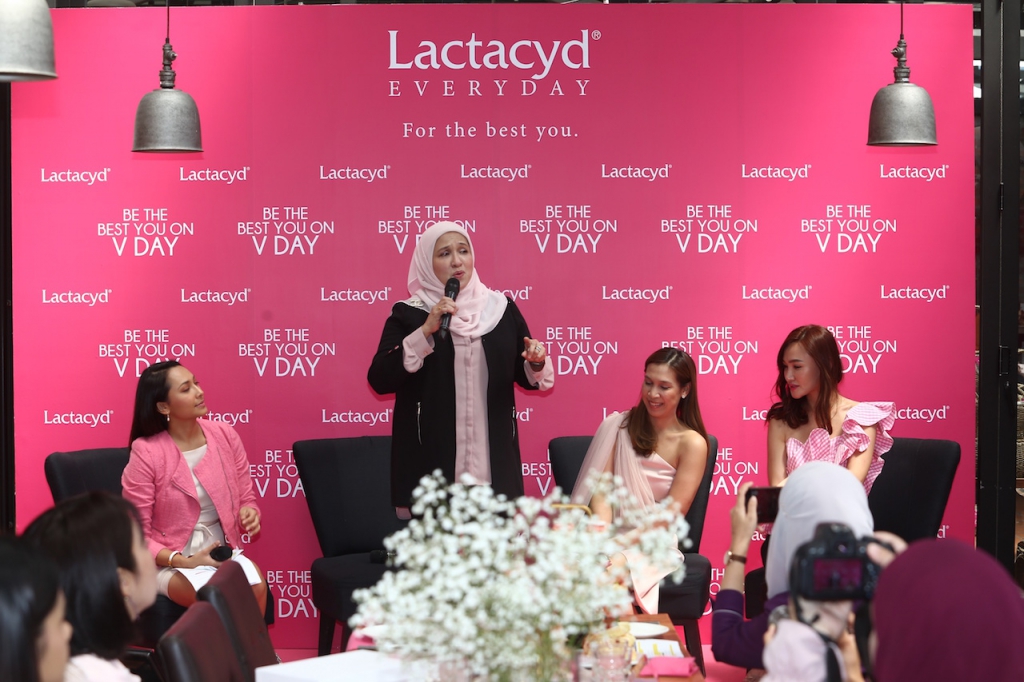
321, 408, 393, 426
461, 164, 530, 182
894, 405, 949, 423
740, 164, 810, 181
320, 287, 391, 304
601, 164, 671, 181
319, 165, 389, 182
179, 166, 249, 184
203, 410, 252, 426
180, 289, 250, 306
499, 286, 532, 302
41, 289, 111, 306
741, 285, 811, 303
41, 168, 110, 185
880, 285, 949, 302
388, 30, 592, 80
44, 410, 113, 428
879, 164, 948, 181
601, 285, 671, 304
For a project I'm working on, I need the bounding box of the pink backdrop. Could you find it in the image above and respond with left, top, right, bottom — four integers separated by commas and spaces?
12, 5, 975, 649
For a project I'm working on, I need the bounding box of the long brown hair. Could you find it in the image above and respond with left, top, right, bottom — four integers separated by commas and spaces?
625, 347, 708, 456
765, 324, 844, 433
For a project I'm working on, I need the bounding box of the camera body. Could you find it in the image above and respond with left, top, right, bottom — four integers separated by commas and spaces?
789, 522, 883, 602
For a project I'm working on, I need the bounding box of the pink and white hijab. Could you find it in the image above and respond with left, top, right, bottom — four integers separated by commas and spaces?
407, 221, 507, 340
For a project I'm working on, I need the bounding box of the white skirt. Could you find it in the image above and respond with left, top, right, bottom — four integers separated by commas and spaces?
155, 519, 226, 595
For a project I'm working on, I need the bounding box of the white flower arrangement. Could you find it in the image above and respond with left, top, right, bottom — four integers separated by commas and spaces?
351, 471, 690, 681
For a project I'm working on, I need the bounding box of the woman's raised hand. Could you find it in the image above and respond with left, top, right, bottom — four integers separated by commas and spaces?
522, 337, 547, 366
730, 482, 759, 551
239, 506, 261, 536
421, 297, 458, 337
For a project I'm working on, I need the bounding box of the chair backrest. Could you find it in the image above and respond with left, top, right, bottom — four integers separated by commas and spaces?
157, 602, 246, 682
683, 434, 718, 553
44, 447, 130, 502
868, 437, 960, 543
293, 436, 407, 557
196, 561, 276, 682
549, 436, 593, 493
546, 433, 719, 552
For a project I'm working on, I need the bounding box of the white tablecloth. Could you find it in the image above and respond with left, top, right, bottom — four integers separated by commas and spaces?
256, 650, 432, 682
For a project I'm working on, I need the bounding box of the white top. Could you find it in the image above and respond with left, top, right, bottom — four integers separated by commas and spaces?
64, 654, 140, 682
183, 444, 218, 524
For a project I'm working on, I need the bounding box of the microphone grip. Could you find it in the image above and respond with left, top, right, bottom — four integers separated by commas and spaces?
438, 277, 460, 341
210, 545, 233, 562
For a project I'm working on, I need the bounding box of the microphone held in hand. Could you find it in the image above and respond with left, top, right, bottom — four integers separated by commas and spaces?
438, 277, 460, 340
210, 545, 233, 562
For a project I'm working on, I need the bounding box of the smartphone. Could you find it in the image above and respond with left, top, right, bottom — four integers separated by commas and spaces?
744, 486, 782, 524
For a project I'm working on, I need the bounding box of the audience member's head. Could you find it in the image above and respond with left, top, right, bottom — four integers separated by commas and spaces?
762, 617, 838, 682
0, 535, 72, 682
872, 538, 1024, 681
23, 492, 157, 661
765, 462, 873, 597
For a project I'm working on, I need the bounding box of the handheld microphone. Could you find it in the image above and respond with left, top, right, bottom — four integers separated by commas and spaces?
369, 549, 395, 564
210, 545, 233, 562
438, 277, 460, 340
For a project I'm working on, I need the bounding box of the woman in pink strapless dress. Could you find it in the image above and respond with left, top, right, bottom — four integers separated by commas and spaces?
571, 347, 709, 613
766, 325, 895, 494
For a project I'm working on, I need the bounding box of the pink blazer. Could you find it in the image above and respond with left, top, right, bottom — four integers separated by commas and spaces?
121, 420, 260, 558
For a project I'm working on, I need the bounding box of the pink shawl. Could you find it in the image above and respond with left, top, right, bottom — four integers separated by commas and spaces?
407, 221, 507, 339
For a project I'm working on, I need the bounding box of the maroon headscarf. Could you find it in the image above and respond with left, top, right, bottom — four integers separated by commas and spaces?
873, 538, 1024, 681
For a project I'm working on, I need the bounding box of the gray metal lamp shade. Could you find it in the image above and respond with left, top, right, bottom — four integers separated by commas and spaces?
133, 42, 202, 153
868, 36, 936, 146
0, 0, 57, 81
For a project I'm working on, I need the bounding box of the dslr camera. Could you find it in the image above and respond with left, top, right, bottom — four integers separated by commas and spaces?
789, 522, 886, 602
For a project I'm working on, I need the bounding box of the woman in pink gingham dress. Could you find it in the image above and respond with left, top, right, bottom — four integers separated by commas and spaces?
766, 325, 894, 494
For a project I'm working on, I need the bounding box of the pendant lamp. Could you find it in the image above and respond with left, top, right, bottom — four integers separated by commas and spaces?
132, 2, 202, 153
0, 0, 57, 81
867, 3, 936, 146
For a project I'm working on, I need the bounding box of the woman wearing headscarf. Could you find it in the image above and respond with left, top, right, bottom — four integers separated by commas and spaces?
368, 221, 554, 510
711, 462, 874, 671
869, 538, 1024, 681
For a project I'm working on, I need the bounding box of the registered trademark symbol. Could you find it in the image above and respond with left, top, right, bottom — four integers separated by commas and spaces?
592, 30, 602, 40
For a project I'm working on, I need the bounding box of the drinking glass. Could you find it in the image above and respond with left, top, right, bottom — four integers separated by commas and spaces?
593, 639, 632, 682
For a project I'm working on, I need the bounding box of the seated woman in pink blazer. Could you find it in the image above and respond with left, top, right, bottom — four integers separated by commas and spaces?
121, 360, 267, 612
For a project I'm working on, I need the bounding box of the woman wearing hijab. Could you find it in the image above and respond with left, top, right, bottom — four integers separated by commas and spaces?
368, 221, 554, 510
869, 538, 1024, 682
711, 462, 874, 671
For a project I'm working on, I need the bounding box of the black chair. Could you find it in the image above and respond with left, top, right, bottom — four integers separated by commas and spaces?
43, 447, 187, 663
44, 447, 130, 501
658, 434, 718, 676
197, 560, 277, 682
744, 437, 962, 620
868, 437, 960, 542
548, 433, 719, 675
157, 602, 247, 682
293, 436, 408, 656
549, 436, 593, 495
